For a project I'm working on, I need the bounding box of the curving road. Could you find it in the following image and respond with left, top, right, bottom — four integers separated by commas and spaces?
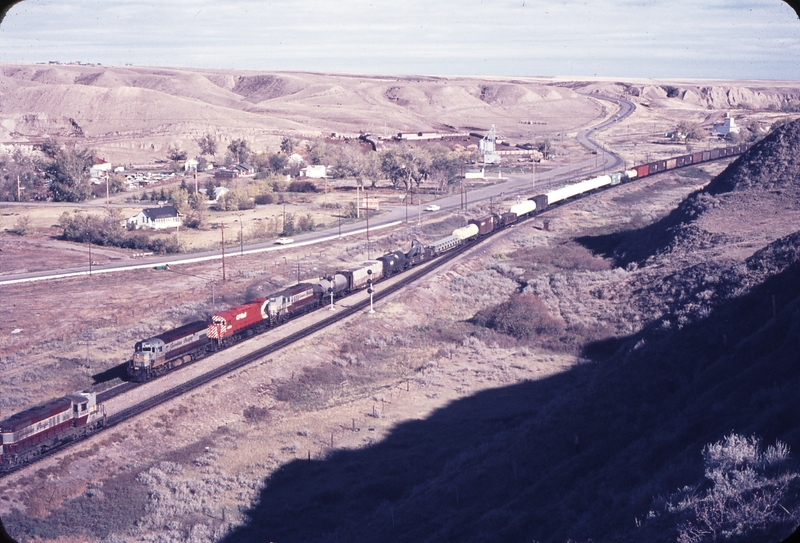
0, 95, 635, 285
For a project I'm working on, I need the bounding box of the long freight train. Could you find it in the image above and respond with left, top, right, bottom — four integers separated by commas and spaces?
2, 144, 748, 472
127, 142, 750, 382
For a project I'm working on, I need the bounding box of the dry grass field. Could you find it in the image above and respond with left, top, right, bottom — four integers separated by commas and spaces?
1, 65, 800, 543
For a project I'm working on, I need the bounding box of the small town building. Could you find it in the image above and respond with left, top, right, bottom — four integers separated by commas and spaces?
126, 205, 182, 230
233, 163, 255, 177
715, 113, 741, 136
214, 168, 239, 180
90, 157, 112, 178
302, 165, 327, 178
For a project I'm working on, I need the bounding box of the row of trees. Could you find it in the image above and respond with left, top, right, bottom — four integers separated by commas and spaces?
0, 141, 121, 203
57, 210, 180, 253
183, 132, 473, 191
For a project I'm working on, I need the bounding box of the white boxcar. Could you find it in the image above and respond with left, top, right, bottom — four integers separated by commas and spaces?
547, 175, 612, 205
509, 200, 537, 217
452, 223, 480, 240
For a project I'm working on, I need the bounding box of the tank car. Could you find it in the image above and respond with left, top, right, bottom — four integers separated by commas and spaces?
209, 298, 269, 345
314, 274, 349, 301
377, 250, 406, 278
266, 283, 318, 325
128, 320, 211, 381
0, 391, 106, 470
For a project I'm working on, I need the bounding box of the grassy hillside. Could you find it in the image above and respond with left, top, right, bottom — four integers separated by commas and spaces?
218, 123, 800, 543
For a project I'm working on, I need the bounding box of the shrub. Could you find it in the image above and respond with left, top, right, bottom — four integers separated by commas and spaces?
287, 180, 317, 193
671, 433, 800, 543
472, 293, 564, 341
254, 193, 275, 205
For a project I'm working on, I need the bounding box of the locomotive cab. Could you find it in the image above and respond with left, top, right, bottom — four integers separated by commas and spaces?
131, 338, 166, 372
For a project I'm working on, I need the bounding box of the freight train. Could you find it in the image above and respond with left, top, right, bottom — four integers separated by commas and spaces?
127, 143, 751, 382
2, 144, 748, 472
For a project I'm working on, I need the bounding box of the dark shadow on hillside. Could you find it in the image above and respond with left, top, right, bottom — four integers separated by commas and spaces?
575, 182, 721, 268
221, 263, 800, 543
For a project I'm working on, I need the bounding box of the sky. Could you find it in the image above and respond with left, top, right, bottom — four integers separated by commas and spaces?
0, 0, 798, 80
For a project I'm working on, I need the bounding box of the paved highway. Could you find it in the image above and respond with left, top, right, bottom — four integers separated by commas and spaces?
0, 95, 635, 285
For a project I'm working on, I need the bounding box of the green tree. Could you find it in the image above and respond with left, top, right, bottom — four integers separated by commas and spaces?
429, 147, 463, 192
268, 153, 288, 174
675, 121, 704, 141
305, 138, 329, 165
45, 147, 95, 202
167, 144, 187, 162
280, 136, 297, 154
227, 138, 251, 164
196, 133, 217, 157
37, 138, 62, 159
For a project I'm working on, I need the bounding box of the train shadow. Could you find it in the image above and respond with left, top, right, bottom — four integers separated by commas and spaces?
91, 362, 129, 385
220, 262, 800, 543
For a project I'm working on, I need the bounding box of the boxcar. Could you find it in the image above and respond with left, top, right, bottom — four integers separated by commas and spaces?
338, 261, 383, 291
469, 214, 497, 236
635, 164, 650, 178
666, 158, 677, 170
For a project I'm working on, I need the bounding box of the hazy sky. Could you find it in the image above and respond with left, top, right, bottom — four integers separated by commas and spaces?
0, 0, 798, 80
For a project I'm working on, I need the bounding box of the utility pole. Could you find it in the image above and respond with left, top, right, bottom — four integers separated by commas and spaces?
237, 213, 244, 256
17, 175, 20, 201
365, 191, 370, 259
220, 222, 226, 281
105, 174, 109, 208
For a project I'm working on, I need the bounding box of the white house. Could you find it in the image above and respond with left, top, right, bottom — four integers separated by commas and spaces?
184, 158, 199, 171
126, 206, 182, 230
90, 157, 112, 179
198, 186, 230, 203
302, 165, 327, 178
715, 114, 741, 136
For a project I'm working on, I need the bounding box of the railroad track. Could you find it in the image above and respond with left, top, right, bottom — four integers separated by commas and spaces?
0, 235, 477, 478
